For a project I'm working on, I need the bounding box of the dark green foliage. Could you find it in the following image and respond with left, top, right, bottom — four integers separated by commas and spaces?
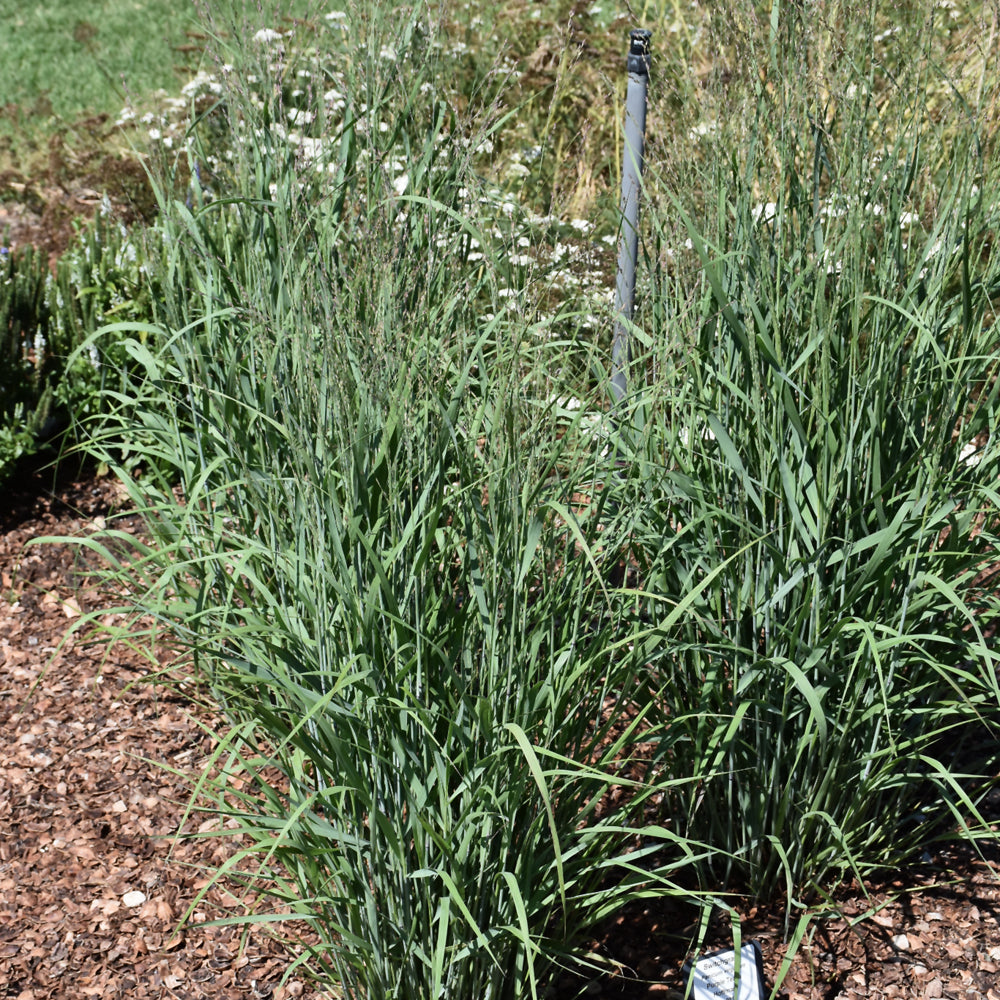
0, 214, 157, 483
0, 245, 56, 474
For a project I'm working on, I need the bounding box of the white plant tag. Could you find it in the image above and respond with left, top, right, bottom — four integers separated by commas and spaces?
685, 942, 766, 1000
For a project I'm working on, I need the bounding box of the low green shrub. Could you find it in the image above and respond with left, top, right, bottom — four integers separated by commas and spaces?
0, 212, 156, 483
0, 244, 56, 474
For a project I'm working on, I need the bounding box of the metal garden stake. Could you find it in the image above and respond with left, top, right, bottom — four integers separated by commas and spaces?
611, 29, 652, 407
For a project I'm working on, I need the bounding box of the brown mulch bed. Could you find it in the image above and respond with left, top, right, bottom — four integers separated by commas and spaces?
3, 461, 1000, 999
1, 461, 323, 1000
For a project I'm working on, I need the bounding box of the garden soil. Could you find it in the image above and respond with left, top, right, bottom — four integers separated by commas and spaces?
3, 462, 1000, 1000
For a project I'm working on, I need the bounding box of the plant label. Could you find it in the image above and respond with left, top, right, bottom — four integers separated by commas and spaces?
683, 941, 766, 1000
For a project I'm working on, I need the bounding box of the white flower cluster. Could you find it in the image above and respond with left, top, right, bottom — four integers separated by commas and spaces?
104, 8, 657, 359
253, 28, 284, 45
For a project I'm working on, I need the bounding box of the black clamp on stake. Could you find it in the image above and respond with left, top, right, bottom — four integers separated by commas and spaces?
627, 28, 652, 76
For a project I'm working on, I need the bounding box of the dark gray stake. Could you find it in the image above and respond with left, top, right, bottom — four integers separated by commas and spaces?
611, 28, 651, 407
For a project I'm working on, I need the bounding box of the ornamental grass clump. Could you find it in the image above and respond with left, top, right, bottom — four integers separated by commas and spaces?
605, 1, 1000, 906
53, 0, 1000, 989
69, 9, 710, 997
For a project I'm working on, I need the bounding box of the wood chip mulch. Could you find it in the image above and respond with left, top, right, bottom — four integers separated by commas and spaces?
3, 461, 1000, 1000
1, 462, 324, 1000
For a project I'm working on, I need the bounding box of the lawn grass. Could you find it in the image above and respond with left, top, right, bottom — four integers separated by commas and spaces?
0, 0, 318, 173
